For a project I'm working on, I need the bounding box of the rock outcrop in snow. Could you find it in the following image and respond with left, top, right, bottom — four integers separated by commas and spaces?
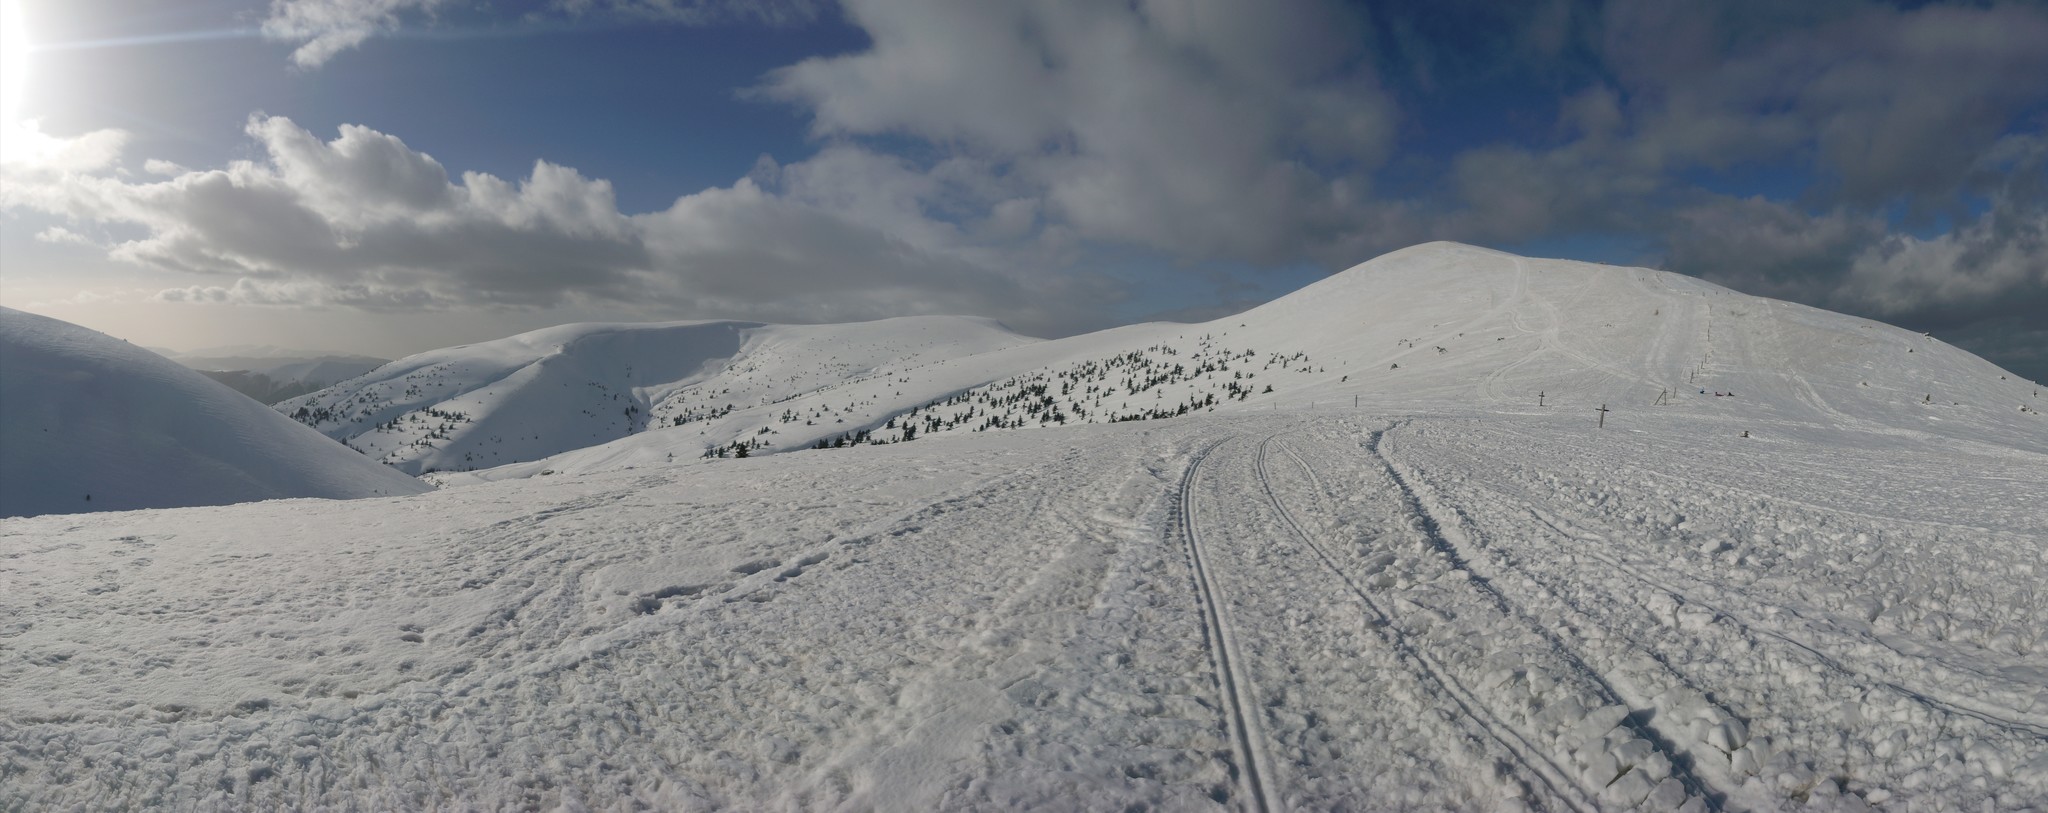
0, 307, 430, 518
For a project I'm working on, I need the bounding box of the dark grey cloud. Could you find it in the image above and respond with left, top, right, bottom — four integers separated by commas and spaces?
1662, 135, 2048, 379
758, 0, 1399, 267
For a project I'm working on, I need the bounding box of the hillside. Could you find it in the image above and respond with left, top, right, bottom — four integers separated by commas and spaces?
276, 315, 1033, 475
0, 308, 431, 518
6, 245, 2046, 810
467, 242, 2043, 480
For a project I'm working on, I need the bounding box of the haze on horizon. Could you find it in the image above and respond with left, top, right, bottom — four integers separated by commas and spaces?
2, 0, 2045, 381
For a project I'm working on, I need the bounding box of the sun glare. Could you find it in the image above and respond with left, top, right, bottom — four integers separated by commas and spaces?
1, 0, 41, 165
1, 0, 28, 127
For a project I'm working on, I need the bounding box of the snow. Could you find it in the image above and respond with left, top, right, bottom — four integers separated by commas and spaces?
4, 243, 2046, 810
0, 307, 430, 519
277, 314, 1032, 476
437, 242, 2042, 485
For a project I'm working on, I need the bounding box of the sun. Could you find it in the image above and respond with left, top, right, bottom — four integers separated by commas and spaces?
1, 0, 28, 127
1, 0, 41, 165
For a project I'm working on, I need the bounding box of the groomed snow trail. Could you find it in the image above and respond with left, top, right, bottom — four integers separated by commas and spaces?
1171, 438, 1278, 812
4, 412, 2044, 810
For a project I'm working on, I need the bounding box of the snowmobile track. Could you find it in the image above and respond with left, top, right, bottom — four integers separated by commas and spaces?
1523, 506, 2048, 742
1360, 425, 1723, 808
1171, 437, 1276, 812
1253, 434, 1590, 812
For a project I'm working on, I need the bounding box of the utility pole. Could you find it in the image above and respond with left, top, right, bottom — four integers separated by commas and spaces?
1353, 394, 1358, 409
1596, 403, 1610, 428
1538, 391, 1545, 407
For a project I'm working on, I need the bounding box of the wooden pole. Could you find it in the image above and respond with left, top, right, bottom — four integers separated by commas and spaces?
1597, 403, 1609, 428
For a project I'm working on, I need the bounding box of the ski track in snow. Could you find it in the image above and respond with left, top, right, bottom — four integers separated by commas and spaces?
8, 244, 2048, 810
1171, 438, 1276, 812
4, 413, 2046, 811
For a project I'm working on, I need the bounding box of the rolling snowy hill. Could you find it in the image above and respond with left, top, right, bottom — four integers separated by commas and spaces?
462, 242, 2043, 481
0, 308, 431, 518
6, 244, 2045, 811
277, 315, 1032, 475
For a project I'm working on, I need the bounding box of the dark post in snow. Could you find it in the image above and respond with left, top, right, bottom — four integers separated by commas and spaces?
1538, 391, 1546, 407
1596, 403, 1610, 428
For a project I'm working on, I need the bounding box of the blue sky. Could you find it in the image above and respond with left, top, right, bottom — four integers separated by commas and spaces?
2, 0, 2045, 381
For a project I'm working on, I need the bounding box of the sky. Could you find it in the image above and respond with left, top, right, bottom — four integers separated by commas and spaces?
1, 0, 2045, 382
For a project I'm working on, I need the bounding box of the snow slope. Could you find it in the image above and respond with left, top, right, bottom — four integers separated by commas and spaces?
5, 244, 2045, 810
0, 308, 430, 518
471, 242, 2042, 481
278, 315, 1032, 475
4, 413, 2043, 810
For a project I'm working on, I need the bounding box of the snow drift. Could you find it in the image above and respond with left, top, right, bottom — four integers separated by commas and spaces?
0, 307, 430, 518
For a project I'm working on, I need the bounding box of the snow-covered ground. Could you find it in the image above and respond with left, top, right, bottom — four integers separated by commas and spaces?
4, 411, 2043, 810
0, 308, 431, 519
4, 244, 2045, 810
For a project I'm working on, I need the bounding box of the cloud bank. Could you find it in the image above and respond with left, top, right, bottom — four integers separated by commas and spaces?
10, 0, 2048, 375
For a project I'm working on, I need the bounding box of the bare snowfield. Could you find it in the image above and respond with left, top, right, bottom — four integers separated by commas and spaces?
4, 244, 2046, 810
5, 408, 2046, 810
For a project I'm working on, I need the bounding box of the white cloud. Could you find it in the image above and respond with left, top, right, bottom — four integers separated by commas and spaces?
0, 118, 127, 173
33, 226, 91, 245
757, 0, 1401, 266
1, 115, 1107, 334
262, 0, 825, 68
260, 0, 454, 69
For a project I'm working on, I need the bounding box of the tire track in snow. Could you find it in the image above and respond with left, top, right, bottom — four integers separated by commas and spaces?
1251, 434, 1592, 813
1363, 424, 1724, 809
1170, 436, 1277, 813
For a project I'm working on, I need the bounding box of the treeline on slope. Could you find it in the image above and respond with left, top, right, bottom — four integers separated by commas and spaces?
703, 338, 1327, 459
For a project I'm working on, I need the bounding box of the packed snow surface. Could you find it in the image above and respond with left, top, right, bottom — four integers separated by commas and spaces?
4, 244, 2045, 810
0, 307, 430, 519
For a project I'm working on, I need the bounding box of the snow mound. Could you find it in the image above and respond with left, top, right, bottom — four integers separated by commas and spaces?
0, 308, 431, 518
279, 315, 1033, 475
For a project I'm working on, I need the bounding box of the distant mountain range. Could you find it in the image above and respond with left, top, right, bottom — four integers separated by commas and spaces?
153, 346, 389, 404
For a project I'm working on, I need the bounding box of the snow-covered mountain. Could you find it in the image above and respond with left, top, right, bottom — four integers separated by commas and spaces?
462, 242, 2042, 480
156, 347, 390, 404
277, 315, 1033, 475
7, 244, 2046, 810
0, 307, 431, 518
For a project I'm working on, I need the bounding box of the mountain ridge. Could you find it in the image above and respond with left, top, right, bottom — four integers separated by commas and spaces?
280, 242, 2044, 484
